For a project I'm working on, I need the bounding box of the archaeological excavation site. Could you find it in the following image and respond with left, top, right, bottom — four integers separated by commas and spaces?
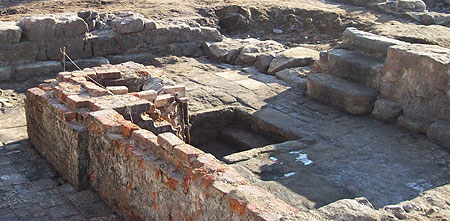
0, 0, 450, 220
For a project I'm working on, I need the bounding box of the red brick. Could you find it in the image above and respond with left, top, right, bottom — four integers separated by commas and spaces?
27, 87, 46, 102
89, 109, 124, 134
56, 72, 71, 82
157, 132, 184, 152
131, 129, 157, 148
83, 81, 109, 97
66, 95, 90, 109
121, 121, 140, 137
173, 143, 203, 166
192, 153, 226, 173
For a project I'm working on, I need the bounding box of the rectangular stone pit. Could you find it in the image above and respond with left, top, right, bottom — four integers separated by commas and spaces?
25, 62, 300, 220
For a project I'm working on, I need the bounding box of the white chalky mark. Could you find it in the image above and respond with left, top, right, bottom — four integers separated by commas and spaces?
283, 172, 296, 178
289, 150, 313, 165
269, 157, 278, 161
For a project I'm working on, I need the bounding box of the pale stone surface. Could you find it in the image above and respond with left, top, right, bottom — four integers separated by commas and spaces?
380, 44, 450, 121
235, 39, 284, 65
111, 13, 145, 34
372, 99, 402, 122
397, 114, 432, 133
255, 54, 275, 73
397, 0, 427, 12
267, 47, 319, 75
275, 66, 311, 88
0, 22, 21, 44
341, 27, 408, 57
18, 14, 88, 41
307, 73, 379, 115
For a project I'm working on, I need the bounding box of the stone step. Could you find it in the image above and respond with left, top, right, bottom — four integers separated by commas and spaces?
341, 27, 408, 57
307, 74, 379, 115
327, 49, 384, 88
219, 127, 274, 151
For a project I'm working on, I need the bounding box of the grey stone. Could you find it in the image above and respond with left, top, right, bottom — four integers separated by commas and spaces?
14, 61, 62, 81
146, 24, 221, 46
235, 39, 284, 65
427, 120, 450, 149
106, 53, 155, 65
398, 0, 427, 12
0, 22, 21, 44
0, 67, 12, 82
396, 115, 431, 133
111, 14, 145, 34
162, 42, 203, 57
65, 57, 109, 70
144, 19, 158, 30
307, 74, 379, 115
372, 99, 402, 122
318, 199, 379, 221
18, 14, 88, 41
255, 54, 274, 73
89, 29, 120, 57
202, 38, 246, 62
380, 44, 450, 122
0, 41, 43, 66
267, 47, 319, 75
341, 27, 408, 57
46, 37, 92, 61
275, 66, 311, 88
327, 49, 384, 88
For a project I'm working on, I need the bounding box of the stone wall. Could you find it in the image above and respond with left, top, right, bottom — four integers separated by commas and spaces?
25, 62, 300, 220
0, 11, 221, 82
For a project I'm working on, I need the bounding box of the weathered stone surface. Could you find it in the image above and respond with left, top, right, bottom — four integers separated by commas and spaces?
235, 40, 284, 65
380, 44, 450, 121
267, 47, 319, 75
0, 22, 22, 44
255, 54, 274, 73
327, 49, 384, 88
0, 41, 43, 66
106, 53, 155, 65
65, 57, 110, 70
426, 120, 450, 149
111, 13, 145, 34
202, 38, 247, 62
15, 61, 62, 81
396, 115, 432, 133
18, 14, 88, 41
307, 74, 379, 115
341, 27, 408, 57
0, 66, 13, 82
372, 99, 402, 122
318, 199, 380, 221
146, 24, 221, 46
89, 30, 120, 57
144, 19, 158, 30
275, 66, 311, 88
46, 37, 92, 60
398, 0, 427, 12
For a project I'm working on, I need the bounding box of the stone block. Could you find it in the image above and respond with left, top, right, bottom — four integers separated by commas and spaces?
380, 44, 450, 121
267, 47, 319, 75
398, 0, 427, 12
173, 143, 203, 166
0, 66, 13, 82
65, 57, 110, 71
275, 67, 310, 88
89, 30, 121, 57
162, 85, 186, 97
136, 90, 157, 101
371, 99, 402, 122
107, 86, 128, 95
0, 41, 42, 66
111, 14, 145, 34
18, 14, 88, 41
307, 74, 379, 115
396, 115, 431, 133
144, 19, 158, 30
15, 61, 63, 81
327, 49, 384, 88
157, 132, 183, 152
427, 121, 450, 149
154, 94, 174, 108
46, 37, 92, 61
131, 129, 157, 147
235, 39, 284, 65
341, 27, 408, 57
255, 54, 274, 73
0, 21, 21, 44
